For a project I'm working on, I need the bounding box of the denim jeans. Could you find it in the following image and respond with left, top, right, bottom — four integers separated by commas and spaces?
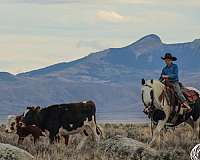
172, 81, 187, 103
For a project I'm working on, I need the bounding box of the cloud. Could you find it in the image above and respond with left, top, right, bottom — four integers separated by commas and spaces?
77, 40, 110, 50
96, 10, 129, 23
0, 34, 94, 74
116, 0, 154, 5
117, 0, 200, 7
2, 0, 200, 8
0, 0, 81, 4
139, 11, 180, 23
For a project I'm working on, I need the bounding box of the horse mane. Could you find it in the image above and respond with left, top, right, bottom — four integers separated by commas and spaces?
145, 79, 165, 89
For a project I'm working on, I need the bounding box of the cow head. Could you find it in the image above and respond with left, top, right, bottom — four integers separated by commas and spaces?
5, 117, 16, 133
5, 115, 23, 133
23, 106, 41, 126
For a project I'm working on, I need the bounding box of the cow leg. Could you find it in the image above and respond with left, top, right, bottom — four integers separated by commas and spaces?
33, 137, 37, 144
18, 137, 24, 144
49, 134, 55, 144
49, 130, 59, 144
63, 135, 69, 146
96, 125, 103, 137
55, 135, 61, 143
33, 135, 40, 144
85, 116, 100, 143
76, 136, 88, 151
83, 129, 89, 136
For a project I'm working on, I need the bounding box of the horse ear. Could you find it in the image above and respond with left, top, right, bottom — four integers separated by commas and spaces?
26, 107, 32, 110
151, 79, 153, 84
35, 106, 41, 112
142, 79, 145, 85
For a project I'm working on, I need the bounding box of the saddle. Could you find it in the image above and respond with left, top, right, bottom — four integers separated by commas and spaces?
182, 88, 199, 103
163, 80, 199, 104
151, 81, 200, 126
159, 81, 199, 124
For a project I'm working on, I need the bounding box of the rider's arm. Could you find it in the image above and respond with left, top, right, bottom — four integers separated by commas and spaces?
167, 64, 178, 81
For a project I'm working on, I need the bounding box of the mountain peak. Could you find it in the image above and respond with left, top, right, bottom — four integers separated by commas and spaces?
193, 38, 200, 43
137, 34, 162, 43
128, 34, 162, 48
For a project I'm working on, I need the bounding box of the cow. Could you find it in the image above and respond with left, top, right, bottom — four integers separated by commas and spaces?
16, 124, 45, 144
5, 115, 17, 133
22, 101, 101, 144
5, 114, 45, 144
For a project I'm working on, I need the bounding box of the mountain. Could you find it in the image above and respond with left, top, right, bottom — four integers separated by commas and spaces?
0, 72, 18, 81
0, 34, 200, 123
18, 34, 200, 78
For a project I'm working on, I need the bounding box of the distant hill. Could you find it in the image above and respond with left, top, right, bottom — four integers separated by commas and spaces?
0, 34, 200, 122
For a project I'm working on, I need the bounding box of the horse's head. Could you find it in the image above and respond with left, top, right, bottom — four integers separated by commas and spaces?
141, 79, 154, 114
141, 79, 165, 114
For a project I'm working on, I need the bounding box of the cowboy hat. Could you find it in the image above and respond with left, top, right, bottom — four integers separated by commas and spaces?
161, 53, 177, 61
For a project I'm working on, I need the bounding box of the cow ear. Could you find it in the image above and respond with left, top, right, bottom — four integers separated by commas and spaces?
151, 79, 153, 84
142, 79, 145, 85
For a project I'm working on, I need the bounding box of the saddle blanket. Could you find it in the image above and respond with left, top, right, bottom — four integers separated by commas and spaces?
182, 88, 199, 103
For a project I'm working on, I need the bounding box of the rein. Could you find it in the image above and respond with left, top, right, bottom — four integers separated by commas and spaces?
142, 84, 155, 112
142, 84, 155, 138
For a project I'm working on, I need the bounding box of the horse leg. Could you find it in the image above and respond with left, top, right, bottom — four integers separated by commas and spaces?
149, 106, 170, 148
149, 120, 165, 148
185, 118, 195, 138
185, 118, 194, 129
193, 117, 200, 140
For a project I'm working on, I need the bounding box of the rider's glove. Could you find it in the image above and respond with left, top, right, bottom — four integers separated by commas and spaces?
162, 75, 169, 79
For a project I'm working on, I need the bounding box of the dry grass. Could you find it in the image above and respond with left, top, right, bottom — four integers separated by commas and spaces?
0, 123, 199, 160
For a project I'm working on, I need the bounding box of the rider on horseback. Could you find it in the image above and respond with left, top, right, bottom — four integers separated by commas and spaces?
159, 53, 192, 112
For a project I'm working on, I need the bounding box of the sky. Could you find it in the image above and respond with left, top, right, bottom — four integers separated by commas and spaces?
0, 0, 200, 74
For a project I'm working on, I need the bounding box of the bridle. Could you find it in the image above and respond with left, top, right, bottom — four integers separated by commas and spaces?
142, 84, 155, 115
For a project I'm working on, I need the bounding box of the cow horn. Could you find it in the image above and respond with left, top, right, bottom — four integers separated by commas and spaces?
142, 79, 145, 85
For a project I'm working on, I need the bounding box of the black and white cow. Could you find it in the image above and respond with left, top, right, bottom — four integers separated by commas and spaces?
22, 101, 101, 144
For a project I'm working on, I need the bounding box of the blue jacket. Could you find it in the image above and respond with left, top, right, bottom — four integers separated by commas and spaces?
160, 63, 179, 82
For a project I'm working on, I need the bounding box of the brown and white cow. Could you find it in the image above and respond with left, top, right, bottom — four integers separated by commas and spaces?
5, 114, 45, 144
5, 115, 17, 133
